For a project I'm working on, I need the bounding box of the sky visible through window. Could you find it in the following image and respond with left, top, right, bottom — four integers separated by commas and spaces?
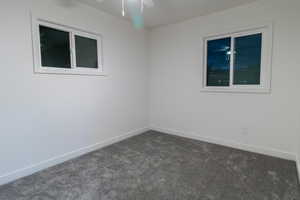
207, 37, 231, 86
234, 33, 262, 85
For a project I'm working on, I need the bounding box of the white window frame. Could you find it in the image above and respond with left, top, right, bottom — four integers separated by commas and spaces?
202, 24, 273, 93
32, 17, 105, 76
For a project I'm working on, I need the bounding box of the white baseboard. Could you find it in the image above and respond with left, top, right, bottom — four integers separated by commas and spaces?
150, 126, 296, 161
0, 127, 149, 186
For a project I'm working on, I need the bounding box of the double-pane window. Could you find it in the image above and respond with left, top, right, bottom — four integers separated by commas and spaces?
33, 18, 104, 76
203, 26, 272, 93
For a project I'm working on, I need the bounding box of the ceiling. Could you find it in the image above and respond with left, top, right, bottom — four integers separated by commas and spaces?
77, 0, 257, 29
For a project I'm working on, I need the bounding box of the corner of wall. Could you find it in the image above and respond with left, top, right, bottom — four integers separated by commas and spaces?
297, 155, 300, 182
150, 126, 297, 161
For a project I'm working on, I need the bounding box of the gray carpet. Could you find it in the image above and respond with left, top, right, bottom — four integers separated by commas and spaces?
0, 131, 299, 200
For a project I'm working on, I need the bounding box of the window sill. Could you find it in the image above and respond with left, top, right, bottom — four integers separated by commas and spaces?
34, 67, 108, 76
200, 87, 271, 94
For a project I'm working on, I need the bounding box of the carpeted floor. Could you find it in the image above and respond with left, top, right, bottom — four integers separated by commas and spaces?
0, 131, 299, 200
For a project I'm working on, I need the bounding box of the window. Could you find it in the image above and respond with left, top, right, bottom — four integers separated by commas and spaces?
203, 25, 272, 93
39, 26, 71, 69
206, 37, 231, 87
32, 18, 104, 76
75, 35, 98, 69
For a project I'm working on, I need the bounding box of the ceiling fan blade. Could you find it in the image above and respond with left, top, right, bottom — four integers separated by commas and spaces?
143, 0, 154, 7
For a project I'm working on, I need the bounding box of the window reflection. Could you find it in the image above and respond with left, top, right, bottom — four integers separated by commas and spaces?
206, 38, 231, 86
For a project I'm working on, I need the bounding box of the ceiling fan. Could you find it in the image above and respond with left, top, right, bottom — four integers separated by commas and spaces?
95, 0, 154, 29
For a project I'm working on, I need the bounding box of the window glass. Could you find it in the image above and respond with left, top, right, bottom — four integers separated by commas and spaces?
75, 35, 98, 68
233, 33, 262, 85
206, 38, 231, 86
39, 25, 71, 68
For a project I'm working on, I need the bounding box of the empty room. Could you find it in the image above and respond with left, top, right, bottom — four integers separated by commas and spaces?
1, 0, 300, 199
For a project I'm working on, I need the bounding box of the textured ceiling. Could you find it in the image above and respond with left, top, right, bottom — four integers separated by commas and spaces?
77, 0, 257, 28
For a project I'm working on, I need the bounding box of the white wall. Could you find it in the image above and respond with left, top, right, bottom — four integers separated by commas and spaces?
149, 0, 300, 159
0, 0, 148, 184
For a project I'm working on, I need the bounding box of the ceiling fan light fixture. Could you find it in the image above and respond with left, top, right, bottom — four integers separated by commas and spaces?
95, 0, 154, 29
121, 0, 145, 17
122, 0, 125, 16
141, 0, 144, 12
